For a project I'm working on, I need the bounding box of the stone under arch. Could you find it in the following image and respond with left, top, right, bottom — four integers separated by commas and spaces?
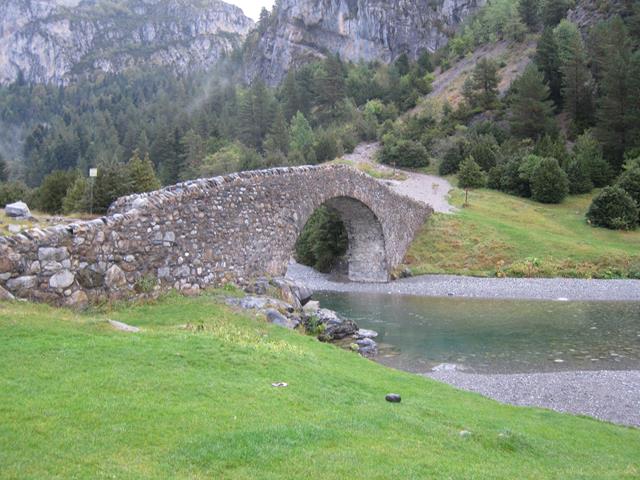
317, 196, 388, 283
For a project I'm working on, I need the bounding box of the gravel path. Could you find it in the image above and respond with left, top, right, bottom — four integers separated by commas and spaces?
287, 262, 640, 302
344, 142, 456, 213
427, 370, 640, 428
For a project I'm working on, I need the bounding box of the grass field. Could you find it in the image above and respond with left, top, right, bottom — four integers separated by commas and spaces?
1, 293, 639, 478
405, 188, 640, 278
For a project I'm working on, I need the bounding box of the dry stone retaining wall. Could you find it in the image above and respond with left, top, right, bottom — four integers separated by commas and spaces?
0, 164, 431, 306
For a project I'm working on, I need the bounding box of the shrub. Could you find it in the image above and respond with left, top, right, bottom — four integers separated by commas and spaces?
0, 181, 32, 208
33, 170, 78, 214
379, 136, 430, 168
62, 176, 90, 214
295, 206, 348, 273
314, 130, 343, 163
566, 159, 594, 194
586, 186, 639, 230
530, 157, 569, 203
458, 156, 486, 189
573, 131, 612, 187
467, 134, 499, 171
499, 155, 542, 198
616, 166, 640, 206
438, 137, 468, 175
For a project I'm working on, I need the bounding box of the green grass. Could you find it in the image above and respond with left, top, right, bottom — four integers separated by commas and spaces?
1, 294, 639, 478
405, 188, 640, 278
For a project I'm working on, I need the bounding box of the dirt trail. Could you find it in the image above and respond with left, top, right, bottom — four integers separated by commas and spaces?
345, 143, 456, 214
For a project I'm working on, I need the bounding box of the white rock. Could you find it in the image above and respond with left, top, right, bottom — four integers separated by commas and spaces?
49, 270, 75, 289
5, 201, 30, 218
108, 320, 140, 333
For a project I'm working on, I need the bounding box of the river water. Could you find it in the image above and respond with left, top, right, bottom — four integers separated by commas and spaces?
315, 291, 640, 374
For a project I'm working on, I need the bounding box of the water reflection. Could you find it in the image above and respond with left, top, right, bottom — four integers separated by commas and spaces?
315, 292, 640, 374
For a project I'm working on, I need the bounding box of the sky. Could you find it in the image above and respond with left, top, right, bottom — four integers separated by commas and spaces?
227, 0, 275, 20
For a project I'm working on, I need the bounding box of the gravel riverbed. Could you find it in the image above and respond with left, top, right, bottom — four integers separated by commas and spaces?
287, 262, 640, 302
288, 263, 640, 427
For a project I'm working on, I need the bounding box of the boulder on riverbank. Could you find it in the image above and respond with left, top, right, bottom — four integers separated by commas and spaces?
5, 201, 31, 219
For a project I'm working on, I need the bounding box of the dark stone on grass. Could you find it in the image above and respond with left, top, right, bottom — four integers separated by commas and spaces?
265, 308, 300, 330
386, 393, 401, 403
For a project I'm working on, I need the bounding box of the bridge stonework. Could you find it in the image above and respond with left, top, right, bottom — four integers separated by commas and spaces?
0, 165, 431, 306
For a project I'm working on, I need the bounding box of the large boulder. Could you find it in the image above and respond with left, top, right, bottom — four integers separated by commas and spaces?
5, 202, 31, 219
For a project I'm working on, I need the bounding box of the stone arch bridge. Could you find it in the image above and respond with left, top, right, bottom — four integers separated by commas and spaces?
0, 165, 431, 306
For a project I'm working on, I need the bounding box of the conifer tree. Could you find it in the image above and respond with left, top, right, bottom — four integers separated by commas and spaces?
509, 64, 555, 139
458, 156, 486, 189
128, 150, 160, 193
288, 112, 315, 164
465, 58, 500, 110
535, 28, 563, 107
556, 21, 594, 133
595, 17, 636, 168
0, 154, 8, 182
518, 0, 540, 30
541, 0, 570, 27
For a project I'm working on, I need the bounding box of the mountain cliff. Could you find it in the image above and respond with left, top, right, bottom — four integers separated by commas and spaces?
244, 0, 485, 85
0, 0, 254, 84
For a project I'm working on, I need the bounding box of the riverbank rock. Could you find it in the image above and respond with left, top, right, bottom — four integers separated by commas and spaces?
265, 308, 300, 330
315, 308, 358, 341
5, 201, 31, 219
356, 337, 378, 357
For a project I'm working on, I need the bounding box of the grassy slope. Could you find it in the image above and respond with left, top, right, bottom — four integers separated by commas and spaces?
1, 294, 639, 479
405, 188, 640, 278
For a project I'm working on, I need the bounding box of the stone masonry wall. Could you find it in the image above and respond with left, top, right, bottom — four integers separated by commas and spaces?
0, 164, 431, 307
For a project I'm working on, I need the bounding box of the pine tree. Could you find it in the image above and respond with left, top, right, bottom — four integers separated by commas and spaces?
556, 21, 594, 133
518, 0, 540, 30
595, 17, 636, 169
288, 112, 315, 164
238, 80, 274, 151
0, 154, 8, 182
509, 64, 555, 139
467, 58, 501, 110
128, 150, 161, 193
264, 107, 290, 161
395, 53, 410, 76
458, 156, 487, 189
281, 70, 301, 121
62, 176, 89, 214
319, 54, 346, 113
541, 0, 570, 27
535, 28, 563, 107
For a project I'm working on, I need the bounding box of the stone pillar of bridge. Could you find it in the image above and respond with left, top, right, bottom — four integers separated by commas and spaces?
324, 197, 389, 283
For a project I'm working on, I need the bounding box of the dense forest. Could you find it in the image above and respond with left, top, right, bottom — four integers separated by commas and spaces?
0, 0, 639, 270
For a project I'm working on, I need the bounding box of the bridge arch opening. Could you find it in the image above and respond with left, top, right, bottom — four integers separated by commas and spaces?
295, 196, 389, 283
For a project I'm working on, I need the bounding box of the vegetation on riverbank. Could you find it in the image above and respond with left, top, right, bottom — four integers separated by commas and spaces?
405, 188, 640, 278
1, 293, 639, 478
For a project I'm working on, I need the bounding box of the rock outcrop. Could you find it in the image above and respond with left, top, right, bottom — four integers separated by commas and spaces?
244, 0, 485, 85
0, 0, 254, 84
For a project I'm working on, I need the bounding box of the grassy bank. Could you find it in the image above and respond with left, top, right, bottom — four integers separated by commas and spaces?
405, 188, 640, 278
1, 294, 639, 478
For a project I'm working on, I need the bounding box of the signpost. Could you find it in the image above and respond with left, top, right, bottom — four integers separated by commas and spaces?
89, 168, 97, 215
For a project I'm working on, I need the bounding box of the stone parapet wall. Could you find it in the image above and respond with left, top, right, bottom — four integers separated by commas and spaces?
0, 164, 431, 306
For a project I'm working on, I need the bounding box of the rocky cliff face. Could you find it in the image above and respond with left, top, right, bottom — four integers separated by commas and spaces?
0, 0, 254, 84
244, 0, 484, 85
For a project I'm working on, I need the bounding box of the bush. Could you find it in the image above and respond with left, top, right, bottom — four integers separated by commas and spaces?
33, 170, 78, 214
467, 134, 499, 171
0, 181, 32, 208
295, 206, 348, 273
499, 155, 542, 198
586, 186, 639, 230
566, 159, 594, 194
616, 167, 640, 206
573, 131, 612, 187
458, 156, 486, 189
314, 130, 343, 163
379, 136, 430, 168
62, 176, 90, 214
438, 137, 469, 175
530, 157, 569, 203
